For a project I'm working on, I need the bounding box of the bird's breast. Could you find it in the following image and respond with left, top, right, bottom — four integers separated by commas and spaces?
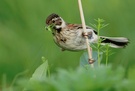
53, 29, 87, 51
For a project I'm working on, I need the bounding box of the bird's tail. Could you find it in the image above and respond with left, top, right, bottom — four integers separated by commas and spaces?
100, 36, 129, 48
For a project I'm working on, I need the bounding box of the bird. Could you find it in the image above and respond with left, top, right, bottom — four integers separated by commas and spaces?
45, 13, 129, 51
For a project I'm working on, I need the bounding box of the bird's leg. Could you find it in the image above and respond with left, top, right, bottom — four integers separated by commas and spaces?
82, 31, 93, 39
88, 47, 95, 64
82, 32, 95, 64
61, 48, 66, 51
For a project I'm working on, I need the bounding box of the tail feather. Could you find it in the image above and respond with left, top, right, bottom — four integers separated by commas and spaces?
100, 36, 129, 48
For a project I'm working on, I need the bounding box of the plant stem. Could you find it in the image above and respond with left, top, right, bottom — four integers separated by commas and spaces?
78, 0, 94, 68
2, 74, 7, 91
105, 44, 109, 66
97, 18, 101, 67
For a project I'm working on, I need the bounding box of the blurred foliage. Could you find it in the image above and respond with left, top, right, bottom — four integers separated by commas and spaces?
3, 61, 135, 91
0, 0, 135, 85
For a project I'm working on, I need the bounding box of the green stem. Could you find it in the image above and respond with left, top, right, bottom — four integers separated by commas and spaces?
98, 47, 100, 66
2, 74, 6, 91
97, 18, 101, 67
105, 44, 109, 66
91, 18, 109, 67
47, 65, 50, 78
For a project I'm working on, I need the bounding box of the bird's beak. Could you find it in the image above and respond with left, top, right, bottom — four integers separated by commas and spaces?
45, 24, 54, 32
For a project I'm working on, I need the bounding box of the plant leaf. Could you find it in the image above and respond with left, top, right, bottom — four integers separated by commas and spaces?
80, 51, 103, 67
30, 59, 49, 81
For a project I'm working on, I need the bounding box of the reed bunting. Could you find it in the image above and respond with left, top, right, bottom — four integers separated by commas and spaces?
45, 13, 129, 51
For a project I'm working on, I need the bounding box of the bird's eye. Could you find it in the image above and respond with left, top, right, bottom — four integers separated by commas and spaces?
52, 20, 55, 23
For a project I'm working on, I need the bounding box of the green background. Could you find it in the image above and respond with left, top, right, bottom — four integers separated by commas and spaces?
0, 0, 135, 83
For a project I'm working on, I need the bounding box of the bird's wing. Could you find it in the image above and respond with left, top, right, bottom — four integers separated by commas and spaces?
67, 24, 97, 34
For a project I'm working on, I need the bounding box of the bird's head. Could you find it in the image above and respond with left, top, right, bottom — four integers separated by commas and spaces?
46, 13, 66, 29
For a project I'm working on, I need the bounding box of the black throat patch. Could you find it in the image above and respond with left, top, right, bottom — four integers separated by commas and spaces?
52, 27, 62, 36
56, 28, 62, 33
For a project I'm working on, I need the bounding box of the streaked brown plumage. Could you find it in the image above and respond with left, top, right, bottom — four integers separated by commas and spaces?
46, 13, 129, 51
